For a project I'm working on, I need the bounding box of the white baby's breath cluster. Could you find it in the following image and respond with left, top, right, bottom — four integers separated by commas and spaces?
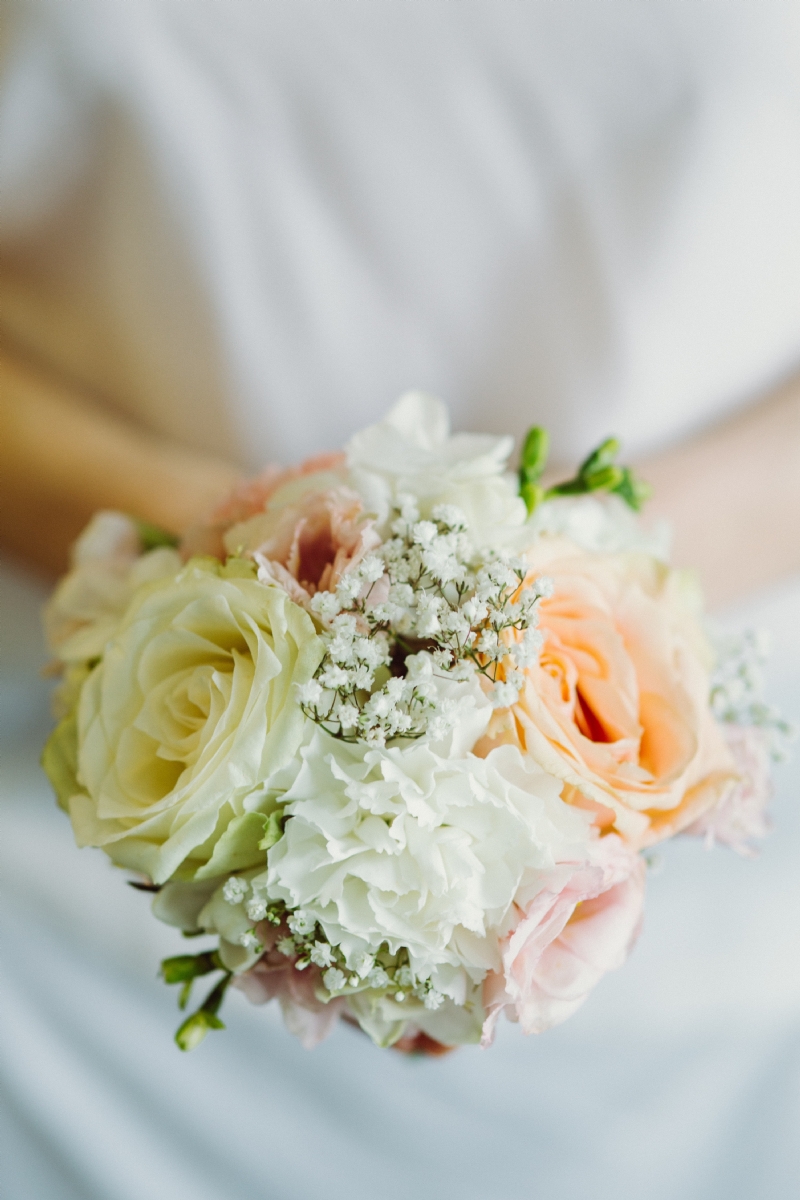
221, 876, 445, 1008
298, 498, 550, 745
710, 628, 796, 760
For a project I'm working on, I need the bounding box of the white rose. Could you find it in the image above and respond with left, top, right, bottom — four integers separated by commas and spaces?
68, 559, 324, 884
262, 731, 592, 998
345, 392, 527, 547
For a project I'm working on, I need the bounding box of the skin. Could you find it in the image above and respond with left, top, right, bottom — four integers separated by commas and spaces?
1, 340, 799, 608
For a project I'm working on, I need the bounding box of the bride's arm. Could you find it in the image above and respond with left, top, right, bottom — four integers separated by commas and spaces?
639, 368, 800, 609
3, 343, 798, 605
0, 345, 242, 577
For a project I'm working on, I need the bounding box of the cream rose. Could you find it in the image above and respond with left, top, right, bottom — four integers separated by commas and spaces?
68, 559, 324, 884
44, 511, 182, 664
477, 538, 736, 846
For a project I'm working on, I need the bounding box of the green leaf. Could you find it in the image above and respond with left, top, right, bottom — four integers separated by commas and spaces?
41, 712, 81, 812
258, 809, 285, 852
193, 810, 270, 879
134, 519, 180, 551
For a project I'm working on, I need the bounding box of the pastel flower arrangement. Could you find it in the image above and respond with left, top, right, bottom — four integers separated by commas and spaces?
42, 394, 792, 1054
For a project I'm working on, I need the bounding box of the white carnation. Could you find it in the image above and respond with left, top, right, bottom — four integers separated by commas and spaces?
260, 730, 591, 997
345, 392, 527, 549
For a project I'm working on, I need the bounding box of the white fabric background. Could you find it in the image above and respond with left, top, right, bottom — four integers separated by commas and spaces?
1, 2, 799, 1197
3, 0, 800, 465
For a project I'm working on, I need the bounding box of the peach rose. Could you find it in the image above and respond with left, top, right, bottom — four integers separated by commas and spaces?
481, 834, 645, 1042
476, 538, 736, 846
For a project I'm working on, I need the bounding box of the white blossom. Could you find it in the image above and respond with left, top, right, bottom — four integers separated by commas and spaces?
246, 896, 268, 922
309, 941, 335, 968
323, 967, 346, 993
287, 909, 316, 937
222, 876, 249, 905
238, 930, 262, 952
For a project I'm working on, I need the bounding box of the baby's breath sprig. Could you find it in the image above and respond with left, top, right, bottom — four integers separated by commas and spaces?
221, 879, 446, 1008
297, 499, 550, 745
710, 628, 796, 761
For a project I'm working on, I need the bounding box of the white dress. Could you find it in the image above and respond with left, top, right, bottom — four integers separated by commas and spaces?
1, 4, 799, 1198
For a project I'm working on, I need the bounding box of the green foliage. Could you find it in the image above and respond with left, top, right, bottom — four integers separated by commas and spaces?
193, 810, 269, 879
518, 426, 550, 515
164, 956, 232, 1049
518, 426, 651, 514
258, 809, 285, 852
175, 1007, 226, 1051
134, 519, 180, 551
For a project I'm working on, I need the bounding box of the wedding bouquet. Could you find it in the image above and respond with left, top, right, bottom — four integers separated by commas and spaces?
42, 394, 791, 1054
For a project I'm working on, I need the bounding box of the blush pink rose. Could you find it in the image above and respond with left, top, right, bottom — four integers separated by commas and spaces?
684, 724, 772, 856
481, 834, 645, 1044
233, 921, 346, 1049
476, 538, 736, 847
209, 452, 346, 527
181, 452, 346, 559
225, 485, 381, 602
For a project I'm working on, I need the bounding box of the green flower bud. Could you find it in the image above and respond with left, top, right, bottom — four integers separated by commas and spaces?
520, 426, 550, 481
175, 1009, 225, 1052
520, 480, 545, 515
579, 437, 620, 477
583, 464, 625, 492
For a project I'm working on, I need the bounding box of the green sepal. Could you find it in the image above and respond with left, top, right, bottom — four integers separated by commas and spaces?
258, 809, 285, 852
41, 711, 81, 812
135, 519, 180, 551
